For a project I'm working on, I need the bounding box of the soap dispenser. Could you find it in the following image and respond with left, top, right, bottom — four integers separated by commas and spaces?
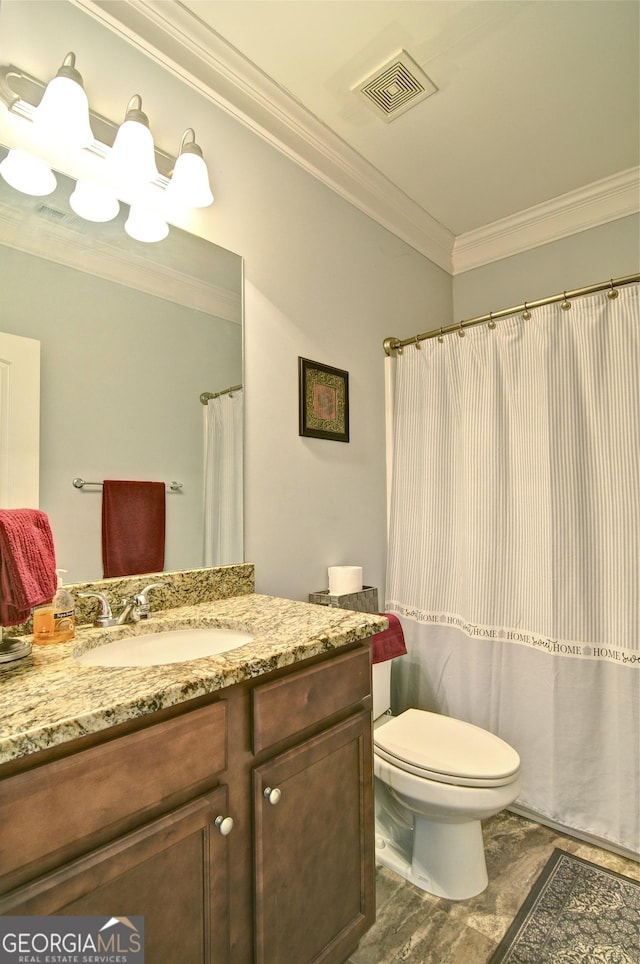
51, 569, 75, 643
32, 599, 55, 645
34, 570, 75, 645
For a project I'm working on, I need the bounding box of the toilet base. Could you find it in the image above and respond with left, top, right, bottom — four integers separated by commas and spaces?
375, 814, 488, 900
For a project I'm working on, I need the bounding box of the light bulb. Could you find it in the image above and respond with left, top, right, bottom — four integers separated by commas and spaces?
107, 95, 158, 188
124, 205, 169, 243
70, 180, 120, 222
0, 149, 56, 196
32, 52, 94, 149
167, 129, 214, 208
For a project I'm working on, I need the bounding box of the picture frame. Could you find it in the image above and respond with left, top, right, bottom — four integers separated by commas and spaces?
298, 357, 350, 442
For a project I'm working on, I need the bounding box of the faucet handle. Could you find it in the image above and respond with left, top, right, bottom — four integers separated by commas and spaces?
78, 592, 116, 627
133, 582, 165, 619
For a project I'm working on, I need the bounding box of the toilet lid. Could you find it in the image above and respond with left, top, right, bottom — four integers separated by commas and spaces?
374, 709, 520, 787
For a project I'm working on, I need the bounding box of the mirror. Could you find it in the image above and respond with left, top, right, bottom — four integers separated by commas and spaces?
0, 148, 243, 582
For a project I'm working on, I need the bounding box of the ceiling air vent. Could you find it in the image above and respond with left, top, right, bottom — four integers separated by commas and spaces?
354, 50, 437, 122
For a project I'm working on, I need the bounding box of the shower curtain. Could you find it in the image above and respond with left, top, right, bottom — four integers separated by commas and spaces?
386, 284, 639, 856
203, 390, 244, 566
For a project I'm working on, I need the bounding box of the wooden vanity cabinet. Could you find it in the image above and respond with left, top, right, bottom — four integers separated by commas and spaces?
0, 642, 374, 964
253, 710, 373, 964
0, 701, 233, 964
1, 788, 231, 964
251, 646, 375, 964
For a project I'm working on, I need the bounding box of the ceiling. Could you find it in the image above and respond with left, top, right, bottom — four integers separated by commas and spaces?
178, 1, 639, 240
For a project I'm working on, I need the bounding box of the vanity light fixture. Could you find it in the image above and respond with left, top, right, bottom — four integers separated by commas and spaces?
106, 95, 158, 188
0, 147, 56, 196
69, 179, 120, 222
167, 128, 214, 208
0, 53, 93, 198
124, 204, 169, 243
0, 55, 215, 241
31, 52, 94, 149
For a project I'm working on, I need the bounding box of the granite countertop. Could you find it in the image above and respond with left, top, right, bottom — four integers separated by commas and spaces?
0, 594, 387, 766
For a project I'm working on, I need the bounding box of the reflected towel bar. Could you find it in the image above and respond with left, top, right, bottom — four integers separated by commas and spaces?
73, 478, 183, 492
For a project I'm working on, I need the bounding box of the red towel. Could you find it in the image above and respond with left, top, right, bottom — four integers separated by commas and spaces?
0, 508, 57, 626
371, 613, 408, 664
102, 481, 166, 578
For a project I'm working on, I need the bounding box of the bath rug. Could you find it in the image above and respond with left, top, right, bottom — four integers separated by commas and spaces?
489, 848, 640, 963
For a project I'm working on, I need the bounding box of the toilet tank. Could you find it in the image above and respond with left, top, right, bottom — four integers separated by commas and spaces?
372, 659, 392, 720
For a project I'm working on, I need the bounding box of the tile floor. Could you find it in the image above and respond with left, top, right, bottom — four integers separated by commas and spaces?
348, 810, 640, 963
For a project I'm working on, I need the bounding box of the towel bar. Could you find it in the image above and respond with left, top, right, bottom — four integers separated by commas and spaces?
72, 478, 183, 492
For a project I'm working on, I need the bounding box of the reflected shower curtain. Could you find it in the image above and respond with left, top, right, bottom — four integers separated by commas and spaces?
386, 284, 639, 855
203, 390, 243, 566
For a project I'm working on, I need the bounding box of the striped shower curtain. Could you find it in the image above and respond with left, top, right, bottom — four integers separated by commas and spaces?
386, 283, 639, 856
203, 390, 244, 566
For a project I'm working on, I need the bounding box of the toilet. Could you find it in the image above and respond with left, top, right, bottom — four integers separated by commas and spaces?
372, 659, 521, 900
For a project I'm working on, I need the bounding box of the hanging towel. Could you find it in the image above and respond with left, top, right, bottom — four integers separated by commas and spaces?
102, 481, 166, 578
0, 508, 57, 626
371, 613, 408, 664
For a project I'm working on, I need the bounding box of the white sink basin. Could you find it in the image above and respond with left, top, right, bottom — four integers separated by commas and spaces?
76, 627, 254, 667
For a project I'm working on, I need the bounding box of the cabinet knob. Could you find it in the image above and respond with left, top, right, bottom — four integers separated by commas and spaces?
263, 786, 282, 805
215, 815, 234, 836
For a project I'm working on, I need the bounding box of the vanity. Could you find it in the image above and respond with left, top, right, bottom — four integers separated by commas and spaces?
0, 565, 386, 964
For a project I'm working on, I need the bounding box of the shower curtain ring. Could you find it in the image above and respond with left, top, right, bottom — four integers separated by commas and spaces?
437, 328, 445, 343
561, 291, 572, 311
414, 338, 422, 350
607, 279, 619, 299
488, 312, 496, 330
522, 302, 531, 321
457, 322, 465, 338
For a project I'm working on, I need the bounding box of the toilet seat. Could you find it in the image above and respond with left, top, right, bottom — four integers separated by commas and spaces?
374, 709, 520, 788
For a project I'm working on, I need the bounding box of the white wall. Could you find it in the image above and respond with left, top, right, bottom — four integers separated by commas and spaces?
0, 1, 452, 601
202, 76, 451, 601
240, 152, 449, 601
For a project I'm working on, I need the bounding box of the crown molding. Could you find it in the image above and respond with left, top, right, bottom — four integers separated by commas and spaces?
452, 167, 640, 275
68, 0, 455, 272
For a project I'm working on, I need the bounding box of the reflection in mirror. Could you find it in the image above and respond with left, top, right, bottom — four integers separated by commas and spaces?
0, 147, 243, 582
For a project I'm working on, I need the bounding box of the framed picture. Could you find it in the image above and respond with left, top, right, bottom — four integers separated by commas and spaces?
298, 357, 349, 442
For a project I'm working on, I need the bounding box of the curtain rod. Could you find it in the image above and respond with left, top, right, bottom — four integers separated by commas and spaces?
383, 273, 640, 355
200, 384, 243, 404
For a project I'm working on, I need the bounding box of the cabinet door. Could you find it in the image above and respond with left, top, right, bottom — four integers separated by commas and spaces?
0, 788, 232, 964
0, 699, 227, 893
253, 710, 375, 964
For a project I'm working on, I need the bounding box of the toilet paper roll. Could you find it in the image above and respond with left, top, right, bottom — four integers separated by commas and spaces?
328, 566, 363, 596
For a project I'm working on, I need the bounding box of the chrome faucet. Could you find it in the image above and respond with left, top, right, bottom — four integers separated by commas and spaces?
77, 592, 137, 627
131, 583, 165, 620
116, 598, 140, 625
78, 583, 165, 628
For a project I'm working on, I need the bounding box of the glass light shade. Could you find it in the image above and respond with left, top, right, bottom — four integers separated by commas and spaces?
107, 97, 158, 188
0, 149, 56, 196
167, 151, 214, 207
124, 205, 169, 243
70, 180, 120, 222
33, 74, 94, 149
